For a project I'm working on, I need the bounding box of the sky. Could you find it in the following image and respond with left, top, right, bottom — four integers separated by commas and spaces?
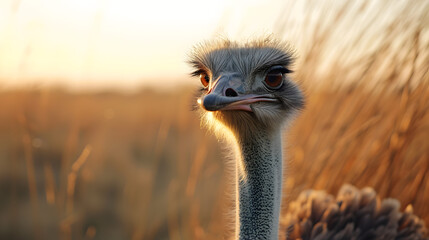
0, 0, 286, 91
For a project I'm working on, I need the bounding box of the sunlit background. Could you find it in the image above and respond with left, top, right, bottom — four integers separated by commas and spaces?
0, 0, 291, 91
1, 0, 428, 239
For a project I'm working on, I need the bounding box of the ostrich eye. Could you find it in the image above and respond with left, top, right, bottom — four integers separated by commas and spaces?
264, 69, 284, 89
200, 73, 210, 87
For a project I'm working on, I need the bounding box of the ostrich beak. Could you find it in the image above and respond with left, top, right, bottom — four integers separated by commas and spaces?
198, 74, 277, 112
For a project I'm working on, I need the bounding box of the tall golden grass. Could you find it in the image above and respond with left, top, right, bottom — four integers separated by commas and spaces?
1, 89, 228, 239
1, 0, 428, 239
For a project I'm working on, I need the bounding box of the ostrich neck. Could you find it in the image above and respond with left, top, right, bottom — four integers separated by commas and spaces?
234, 129, 283, 240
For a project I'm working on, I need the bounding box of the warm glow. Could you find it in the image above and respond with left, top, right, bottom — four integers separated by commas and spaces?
4, 0, 415, 92
0, 0, 228, 90
0, 0, 289, 91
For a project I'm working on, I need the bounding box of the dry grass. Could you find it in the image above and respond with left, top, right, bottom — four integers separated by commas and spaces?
1, 0, 429, 239
0, 88, 227, 240
284, 84, 429, 220
1, 81, 428, 240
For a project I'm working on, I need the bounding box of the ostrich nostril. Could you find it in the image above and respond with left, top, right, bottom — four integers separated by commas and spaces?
225, 88, 238, 97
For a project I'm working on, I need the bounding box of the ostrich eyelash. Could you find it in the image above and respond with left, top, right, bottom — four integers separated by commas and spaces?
255, 65, 293, 75
191, 69, 202, 77
190, 69, 208, 77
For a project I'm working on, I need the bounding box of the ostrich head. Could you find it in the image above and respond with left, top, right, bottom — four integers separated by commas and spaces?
190, 39, 304, 139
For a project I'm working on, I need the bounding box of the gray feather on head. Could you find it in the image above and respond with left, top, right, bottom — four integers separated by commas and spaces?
189, 37, 296, 80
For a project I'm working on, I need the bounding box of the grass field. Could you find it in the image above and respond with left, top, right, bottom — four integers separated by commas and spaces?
1, 80, 428, 239
1, 0, 428, 239
0, 88, 227, 239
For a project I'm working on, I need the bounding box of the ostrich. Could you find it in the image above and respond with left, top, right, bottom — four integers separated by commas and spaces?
189, 38, 428, 240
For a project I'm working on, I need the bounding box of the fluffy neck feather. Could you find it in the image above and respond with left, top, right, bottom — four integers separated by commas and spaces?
233, 129, 283, 240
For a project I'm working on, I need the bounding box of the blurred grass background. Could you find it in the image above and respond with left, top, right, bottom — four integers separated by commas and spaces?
1, 88, 225, 239
1, 0, 429, 239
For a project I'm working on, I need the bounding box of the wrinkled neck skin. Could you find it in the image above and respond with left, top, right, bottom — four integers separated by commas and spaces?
233, 128, 283, 240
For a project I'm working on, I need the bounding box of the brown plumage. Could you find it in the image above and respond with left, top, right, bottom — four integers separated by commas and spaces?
283, 184, 428, 240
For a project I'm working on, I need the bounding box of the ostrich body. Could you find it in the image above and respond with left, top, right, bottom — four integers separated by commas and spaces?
189, 39, 428, 240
